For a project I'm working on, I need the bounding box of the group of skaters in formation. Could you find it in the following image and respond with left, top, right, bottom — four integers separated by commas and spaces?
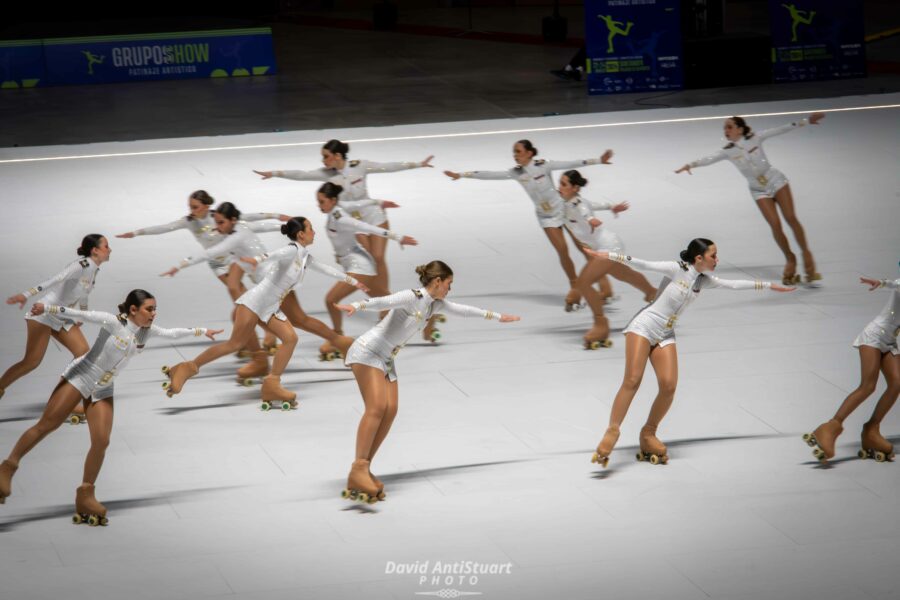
0, 112, 896, 525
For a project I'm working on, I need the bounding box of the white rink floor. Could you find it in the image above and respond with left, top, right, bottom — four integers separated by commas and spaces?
1, 95, 899, 600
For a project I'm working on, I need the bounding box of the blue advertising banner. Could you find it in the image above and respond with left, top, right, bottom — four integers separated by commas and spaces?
769, 0, 865, 82
584, 0, 682, 95
0, 40, 45, 89
0, 28, 276, 89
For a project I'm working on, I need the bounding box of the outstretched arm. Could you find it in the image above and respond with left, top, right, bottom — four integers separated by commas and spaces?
546, 150, 614, 171
342, 289, 420, 315
12, 261, 83, 308
705, 274, 793, 292
756, 114, 823, 141
364, 156, 434, 173
32, 305, 120, 332
678, 150, 727, 174
254, 168, 330, 182
150, 324, 221, 340
597, 252, 681, 276
444, 169, 513, 181
436, 299, 520, 322
861, 277, 900, 291
306, 256, 367, 291
119, 217, 189, 238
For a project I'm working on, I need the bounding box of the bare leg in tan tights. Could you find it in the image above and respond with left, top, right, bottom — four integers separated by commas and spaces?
347, 363, 397, 500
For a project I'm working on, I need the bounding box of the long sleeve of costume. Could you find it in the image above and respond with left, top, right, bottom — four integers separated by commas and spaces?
436, 299, 498, 320
179, 229, 249, 268
880, 278, 900, 289
338, 198, 381, 212
460, 169, 514, 180
609, 252, 681, 277
46, 306, 120, 332
242, 212, 282, 222
274, 169, 330, 182
545, 158, 603, 170
704, 274, 771, 291
587, 200, 615, 212
134, 218, 188, 236
23, 261, 81, 299
252, 244, 296, 266
246, 221, 283, 234
306, 256, 360, 286
351, 289, 419, 312
363, 159, 421, 173
755, 118, 808, 141
149, 324, 208, 338
688, 150, 728, 169
340, 214, 402, 241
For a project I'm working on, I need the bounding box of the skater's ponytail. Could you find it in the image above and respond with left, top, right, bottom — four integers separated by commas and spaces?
281, 217, 309, 241
77, 234, 105, 257
679, 238, 715, 268
415, 260, 453, 286
322, 139, 350, 159
563, 170, 588, 188
118, 289, 155, 323
729, 116, 753, 139
318, 182, 343, 200
189, 190, 214, 206
516, 139, 538, 157
215, 202, 241, 221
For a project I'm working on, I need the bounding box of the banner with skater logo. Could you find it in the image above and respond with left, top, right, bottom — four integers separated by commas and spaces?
0, 40, 45, 90
768, 0, 865, 82
584, 0, 683, 95
35, 28, 276, 86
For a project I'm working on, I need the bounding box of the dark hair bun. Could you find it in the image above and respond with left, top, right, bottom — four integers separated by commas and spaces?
679, 250, 690, 262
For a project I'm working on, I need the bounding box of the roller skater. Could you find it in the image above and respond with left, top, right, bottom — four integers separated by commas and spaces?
336, 260, 519, 501
255, 139, 433, 293
676, 113, 824, 285
315, 182, 418, 341
1, 235, 111, 423
587, 239, 793, 467
445, 140, 613, 310
803, 273, 899, 463
117, 190, 287, 353
162, 217, 366, 407
0, 290, 218, 519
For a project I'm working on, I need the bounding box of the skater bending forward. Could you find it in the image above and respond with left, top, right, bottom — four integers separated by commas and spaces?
589, 238, 793, 467
161, 217, 366, 407
0, 289, 220, 524
804, 271, 900, 462
335, 260, 520, 503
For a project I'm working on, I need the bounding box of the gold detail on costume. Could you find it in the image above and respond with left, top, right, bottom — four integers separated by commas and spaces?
540, 202, 552, 212
49, 305, 60, 314
414, 310, 424, 323
98, 371, 113, 386
485, 311, 494, 320
28, 287, 39, 295
352, 211, 362, 219
349, 160, 360, 167
194, 328, 202, 337
79, 259, 90, 268
344, 276, 355, 285
665, 315, 678, 329
757, 175, 768, 186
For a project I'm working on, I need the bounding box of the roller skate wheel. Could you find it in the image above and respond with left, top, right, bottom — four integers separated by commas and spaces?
376, 491, 386, 500
341, 489, 350, 499
875, 451, 886, 463
166, 390, 174, 398
434, 314, 447, 323
260, 402, 271, 412
858, 449, 867, 459
161, 365, 170, 375
591, 452, 599, 463
68, 415, 82, 425
266, 347, 278, 356
241, 378, 254, 387
72, 514, 83, 525
649, 454, 660, 465
280, 401, 292, 411
161, 381, 170, 390
319, 352, 333, 362
87, 515, 100, 527
357, 492, 369, 503
660, 455, 669, 465
429, 330, 441, 342
802, 433, 812, 442
636, 452, 643, 462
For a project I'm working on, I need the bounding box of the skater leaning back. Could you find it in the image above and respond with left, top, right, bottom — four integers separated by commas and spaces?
804, 268, 900, 463
1, 234, 111, 422
161, 217, 367, 407
334, 261, 520, 503
588, 238, 794, 467
0, 289, 220, 525
675, 113, 824, 285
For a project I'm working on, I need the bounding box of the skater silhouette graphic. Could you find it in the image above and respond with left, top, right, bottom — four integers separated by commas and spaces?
782, 4, 816, 42
81, 51, 105, 75
598, 15, 634, 54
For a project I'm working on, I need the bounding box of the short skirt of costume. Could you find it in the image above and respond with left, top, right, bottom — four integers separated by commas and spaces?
62, 355, 115, 402
344, 339, 398, 382
749, 168, 789, 201
235, 280, 288, 322
853, 323, 899, 355
623, 310, 676, 348
337, 246, 377, 277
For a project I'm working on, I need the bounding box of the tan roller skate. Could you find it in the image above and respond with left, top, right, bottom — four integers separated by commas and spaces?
423, 315, 442, 343
260, 375, 297, 411
236, 351, 269, 386
341, 459, 381, 504
782, 253, 801, 286
564, 286, 584, 312
235, 346, 252, 361
591, 425, 620, 467
369, 467, 386, 500
72, 483, 108, 526
584, 314, 612, 350
161, 361, 198, 398
802, 251, 821, 286
0, 459, 18, 504
262, 335, 280, 356
802, 418, 842, 462
319, 340, 343, 362
858, 421, 895, 462
637, 425, 668, 465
